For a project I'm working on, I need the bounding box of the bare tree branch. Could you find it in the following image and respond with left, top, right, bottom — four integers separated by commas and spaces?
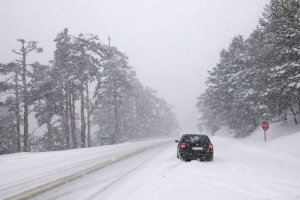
12, 49, 22, 55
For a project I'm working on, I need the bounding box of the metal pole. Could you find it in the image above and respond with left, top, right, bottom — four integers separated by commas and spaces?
264, 130, 266, 142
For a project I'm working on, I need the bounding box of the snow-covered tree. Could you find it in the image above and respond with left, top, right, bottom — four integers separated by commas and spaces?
12, 39, 43, 152
198, 0, 300, 136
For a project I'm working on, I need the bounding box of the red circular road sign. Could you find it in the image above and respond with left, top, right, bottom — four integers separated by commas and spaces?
261, 120, 269, 131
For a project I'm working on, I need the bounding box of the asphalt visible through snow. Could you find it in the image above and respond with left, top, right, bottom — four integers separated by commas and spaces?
30, 136, 300, 200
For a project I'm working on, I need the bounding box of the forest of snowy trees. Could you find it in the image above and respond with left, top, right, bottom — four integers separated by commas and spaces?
197, 0, 300, 136
0, 29, 179, 154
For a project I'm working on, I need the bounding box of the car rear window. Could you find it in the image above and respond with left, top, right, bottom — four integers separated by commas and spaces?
183, 135, 210, 143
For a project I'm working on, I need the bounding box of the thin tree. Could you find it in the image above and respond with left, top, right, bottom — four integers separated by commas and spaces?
12, 39, 42, 152
11, 63, 21, 152
86, 82, 91, 147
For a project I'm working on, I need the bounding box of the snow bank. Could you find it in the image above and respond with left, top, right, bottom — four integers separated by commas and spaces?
0, 138, 170, 200
214, 120, 300, 141
247, 120, 300, 141
98, 132, 300, 200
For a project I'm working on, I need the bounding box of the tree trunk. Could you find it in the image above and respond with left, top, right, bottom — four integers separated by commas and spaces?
72, 93, 77, 148
113, 84, 119, 144
86, 82, 91, 147
80, 88, 86, 148
284, 110, 287, 122
21, 41, 30, 152
14, 68, 21, 152
298, 100, 300, 115
46, 110, 53, 151
70, 92, 77, 148
290, 102, 298, 125
64, 87, 70, 149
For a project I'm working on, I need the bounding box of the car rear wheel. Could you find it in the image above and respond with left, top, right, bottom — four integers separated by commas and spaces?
183, 157, 191, 162
208, 156, 213, 161
199, 155, 213, 162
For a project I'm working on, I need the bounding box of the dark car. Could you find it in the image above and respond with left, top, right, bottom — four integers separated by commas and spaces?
175, 134, 213, 162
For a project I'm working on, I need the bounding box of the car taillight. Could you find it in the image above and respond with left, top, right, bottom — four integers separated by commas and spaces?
208, 144, 213, 150
179, 143, 186, 149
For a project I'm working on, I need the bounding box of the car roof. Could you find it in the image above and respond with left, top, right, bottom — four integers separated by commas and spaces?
182, 134, 208, 137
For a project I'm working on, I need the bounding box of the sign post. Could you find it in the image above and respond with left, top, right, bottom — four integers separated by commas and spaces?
261, 120, 269, 142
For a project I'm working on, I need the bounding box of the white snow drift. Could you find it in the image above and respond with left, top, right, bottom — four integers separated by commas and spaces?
1, 123, 300, 200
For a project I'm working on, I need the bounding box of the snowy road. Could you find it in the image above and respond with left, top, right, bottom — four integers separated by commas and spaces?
31, 135, 300, 200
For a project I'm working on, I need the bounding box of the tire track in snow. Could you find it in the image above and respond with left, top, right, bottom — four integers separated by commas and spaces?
4, 140, 171, 200
31, 144, 172, 200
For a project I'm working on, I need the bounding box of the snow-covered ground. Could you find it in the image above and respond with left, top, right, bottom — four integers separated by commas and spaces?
0, 138, 170, 200
29, 123, 300, 200
1, 123, 300, 200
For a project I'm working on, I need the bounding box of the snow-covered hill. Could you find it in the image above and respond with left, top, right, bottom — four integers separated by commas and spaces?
247, 120, 300, 141
215, 120, 300, 141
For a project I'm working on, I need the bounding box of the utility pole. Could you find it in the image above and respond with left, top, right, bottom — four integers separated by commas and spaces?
106, 36, 119, 144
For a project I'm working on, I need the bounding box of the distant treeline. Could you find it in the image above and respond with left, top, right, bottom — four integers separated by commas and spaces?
0, 29, 179, 154
197, 0, 300, 136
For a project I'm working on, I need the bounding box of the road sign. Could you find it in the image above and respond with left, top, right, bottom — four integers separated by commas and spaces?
261, 120, 269, 142
261, 120, 269, 131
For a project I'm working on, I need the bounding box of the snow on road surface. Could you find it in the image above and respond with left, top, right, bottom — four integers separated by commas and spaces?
31, 131, 300, 200
0, 138, 170, 200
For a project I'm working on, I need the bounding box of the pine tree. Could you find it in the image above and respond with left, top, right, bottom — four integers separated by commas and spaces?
198, 0, 300, 136
260, 0, 300, 124
12, 39, 43, 152
0, 63, 22, 152
30, 63, 65, 151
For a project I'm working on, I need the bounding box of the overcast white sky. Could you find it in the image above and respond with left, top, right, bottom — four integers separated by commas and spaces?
0, 0, 269, 132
